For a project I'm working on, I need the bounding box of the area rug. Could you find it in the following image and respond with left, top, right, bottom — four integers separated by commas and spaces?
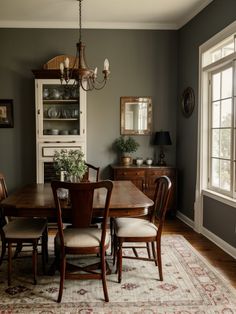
0, 235, 235, 313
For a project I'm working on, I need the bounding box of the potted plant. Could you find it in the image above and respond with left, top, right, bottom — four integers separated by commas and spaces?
53, 149, 87, 182
114, 136, 139, 165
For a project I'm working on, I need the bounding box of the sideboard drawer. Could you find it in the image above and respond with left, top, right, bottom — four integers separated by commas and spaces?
115, 169, 145, 179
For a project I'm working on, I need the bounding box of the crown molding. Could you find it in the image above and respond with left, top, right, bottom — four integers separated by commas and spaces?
0, 20, 178, 30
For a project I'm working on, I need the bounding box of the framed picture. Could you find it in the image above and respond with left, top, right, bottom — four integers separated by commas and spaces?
181, 87, 195, 118
0, 99, 14, 128
120, 96, 152, 135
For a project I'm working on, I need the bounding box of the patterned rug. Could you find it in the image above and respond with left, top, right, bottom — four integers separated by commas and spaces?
0, 235, 235, 313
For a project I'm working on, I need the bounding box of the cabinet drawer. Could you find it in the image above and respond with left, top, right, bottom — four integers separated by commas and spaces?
115, 169, 145, 179
42, 146, 82, 157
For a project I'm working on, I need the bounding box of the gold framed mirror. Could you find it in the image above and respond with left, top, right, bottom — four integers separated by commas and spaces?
120, 96, 152, 135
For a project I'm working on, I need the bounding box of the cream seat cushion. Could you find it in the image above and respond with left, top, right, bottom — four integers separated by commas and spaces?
55, 227, 110, 248
115, 217, 158, 237
3, 218, 47, 239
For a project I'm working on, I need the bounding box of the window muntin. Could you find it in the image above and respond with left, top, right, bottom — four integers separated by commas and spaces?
209, 65, 234, 196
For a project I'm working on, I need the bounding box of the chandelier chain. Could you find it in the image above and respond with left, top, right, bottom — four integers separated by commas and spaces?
79, 0, 82, 42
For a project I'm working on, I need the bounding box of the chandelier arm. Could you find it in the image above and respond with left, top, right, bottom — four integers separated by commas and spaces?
93, 80, 107, 91
80, 79, 95, 92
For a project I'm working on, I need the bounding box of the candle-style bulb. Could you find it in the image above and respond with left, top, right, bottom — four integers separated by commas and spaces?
60, 62, 64, 74
94, 67, 98, 78
64, 57, 70, 68
104, 59, 109, 71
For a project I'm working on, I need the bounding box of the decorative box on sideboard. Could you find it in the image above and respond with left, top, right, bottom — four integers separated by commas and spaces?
111, 165, 177, 216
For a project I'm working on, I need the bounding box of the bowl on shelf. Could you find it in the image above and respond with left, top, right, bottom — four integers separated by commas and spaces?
59, 130, 69, 135
49, 129, 59, 135
69, 129, 78, 135
136, 158, 143, 166
146, 158, 153, 166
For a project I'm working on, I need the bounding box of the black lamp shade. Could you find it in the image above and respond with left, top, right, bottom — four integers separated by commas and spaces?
154, 131, 172, 146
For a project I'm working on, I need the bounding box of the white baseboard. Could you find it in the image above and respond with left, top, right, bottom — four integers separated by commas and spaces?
202, 227, 236, 259
176, 210, 194, 228
176, 210, 236, 259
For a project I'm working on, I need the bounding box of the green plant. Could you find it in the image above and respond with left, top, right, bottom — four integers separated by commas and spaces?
53, 149, 87, 180
114, 136, 139, 154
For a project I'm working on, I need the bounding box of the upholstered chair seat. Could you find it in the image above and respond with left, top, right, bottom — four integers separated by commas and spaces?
3, 218, 47, 239
55, 227, 110, 248
115, 217, 158, 238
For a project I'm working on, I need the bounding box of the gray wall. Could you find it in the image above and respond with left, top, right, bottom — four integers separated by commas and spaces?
203, 196, 236, 247
177, 0, 236, 245
0, 28, 177, 191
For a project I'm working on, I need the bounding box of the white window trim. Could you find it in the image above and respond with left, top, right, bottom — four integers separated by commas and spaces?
195, 21, 236, 233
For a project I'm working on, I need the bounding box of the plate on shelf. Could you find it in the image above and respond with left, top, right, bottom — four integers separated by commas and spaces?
47, 107, 60, 118
62, 109, 71, 118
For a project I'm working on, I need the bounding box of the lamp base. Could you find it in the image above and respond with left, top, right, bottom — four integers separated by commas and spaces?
157, 150, 166, 166
157, 159, 166, 166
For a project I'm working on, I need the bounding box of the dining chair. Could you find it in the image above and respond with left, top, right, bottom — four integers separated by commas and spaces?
0, 172, 48, 286
84, 163, 100, 182
51, 180, 113, 303
113, 175, 171, 283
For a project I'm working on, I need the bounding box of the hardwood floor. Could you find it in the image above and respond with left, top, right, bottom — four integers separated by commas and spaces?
163, 218, 236, 288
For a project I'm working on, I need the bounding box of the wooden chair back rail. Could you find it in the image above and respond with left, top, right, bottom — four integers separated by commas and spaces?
83, 163, 100, 182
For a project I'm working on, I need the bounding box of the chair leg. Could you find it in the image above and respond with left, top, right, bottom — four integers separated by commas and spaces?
113, 234, 117, 266
110, 217, 114, 256
57, 254, 66, 303
0, 240, 6, 266
146, 242, 151, 259
117, 240, 123, 283
42, 230, 48, 274
44, 228, 49, 263
13, 242, 23, 258
101, 248, 109, 302
8, 242, 12, 286
32, 242, 38, 285
151, 241, 157, 265
156, 239, 163, 281
132, 247, 139, 258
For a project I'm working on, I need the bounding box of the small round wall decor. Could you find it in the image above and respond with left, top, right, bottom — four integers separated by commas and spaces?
181, 87, 195, 118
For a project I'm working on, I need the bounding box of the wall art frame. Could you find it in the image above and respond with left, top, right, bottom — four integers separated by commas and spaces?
181, 87, 195, 118
0, 99, 14, 128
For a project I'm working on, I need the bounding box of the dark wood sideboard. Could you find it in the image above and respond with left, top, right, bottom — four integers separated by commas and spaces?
111, 165, 177, 216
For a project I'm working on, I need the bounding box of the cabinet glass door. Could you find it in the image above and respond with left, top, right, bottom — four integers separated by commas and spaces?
42, 83, 80, 136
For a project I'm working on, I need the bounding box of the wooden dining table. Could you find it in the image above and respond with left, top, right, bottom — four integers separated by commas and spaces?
1, 180, 154, 219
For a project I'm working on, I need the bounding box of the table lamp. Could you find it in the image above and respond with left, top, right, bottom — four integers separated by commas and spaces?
154, 131, 172, 166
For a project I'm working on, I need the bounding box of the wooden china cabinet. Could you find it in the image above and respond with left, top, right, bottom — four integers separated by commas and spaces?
111, 165, 177, 216
32, 55, 87, 183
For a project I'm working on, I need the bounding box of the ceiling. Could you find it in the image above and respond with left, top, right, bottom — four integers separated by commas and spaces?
0, 0, 213, 30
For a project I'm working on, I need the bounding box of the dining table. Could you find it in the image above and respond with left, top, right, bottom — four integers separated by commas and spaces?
1, 180, 154, 219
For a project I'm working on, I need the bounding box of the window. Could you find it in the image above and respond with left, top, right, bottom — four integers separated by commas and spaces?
200, 25, 236, 200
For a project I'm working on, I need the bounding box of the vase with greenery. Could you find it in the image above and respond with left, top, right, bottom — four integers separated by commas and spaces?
114, 136, 139, 165
53, 149, 87, 182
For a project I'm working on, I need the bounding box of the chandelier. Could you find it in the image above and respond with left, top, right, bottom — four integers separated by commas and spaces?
59, 0, 110, 91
